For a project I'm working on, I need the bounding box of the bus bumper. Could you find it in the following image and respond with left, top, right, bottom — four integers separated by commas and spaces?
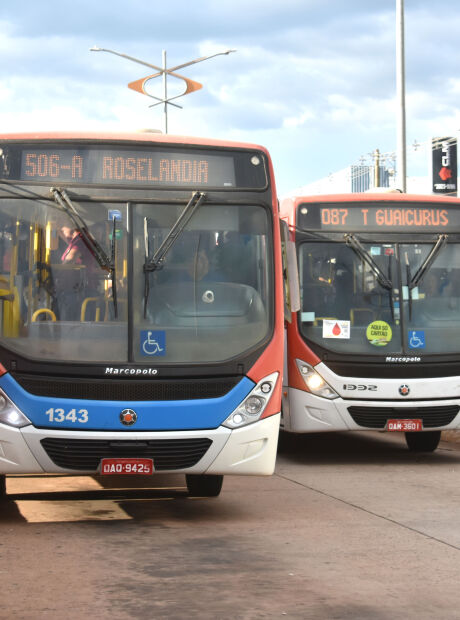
283, 387, 460, 434
0, 413, 280, 476
282, 387, 350, 432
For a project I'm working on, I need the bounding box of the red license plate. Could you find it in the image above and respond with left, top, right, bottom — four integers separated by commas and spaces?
387, 419, 423, 432
100, 458, 154, 475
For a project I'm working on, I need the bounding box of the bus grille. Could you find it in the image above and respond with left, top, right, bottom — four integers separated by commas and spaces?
348, 405, 460, 429
40, 437, 212, 471
12, 373, 240, 401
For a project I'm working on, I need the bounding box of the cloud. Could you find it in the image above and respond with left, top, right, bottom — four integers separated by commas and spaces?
282, 108, 316, 129
0, 0, 459, 194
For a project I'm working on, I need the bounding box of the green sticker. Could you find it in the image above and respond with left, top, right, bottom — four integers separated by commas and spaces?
366, 320, 392, 347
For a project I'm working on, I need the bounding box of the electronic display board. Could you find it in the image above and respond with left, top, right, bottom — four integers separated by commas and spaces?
432, 137, 457, 195
297, 202, 460, 232
0, 143, 267, 189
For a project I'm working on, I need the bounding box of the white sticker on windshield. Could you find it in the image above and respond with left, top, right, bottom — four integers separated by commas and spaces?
301, 312, 315, 322
402, 286, 420, 300
370, 247, 381, 256
323, 319, 350, 339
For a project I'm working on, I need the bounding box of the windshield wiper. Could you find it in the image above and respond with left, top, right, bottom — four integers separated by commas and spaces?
143, 191, 206, 318
344, 234, 393, 291
404, 251, 413, 320
110, 215, 118, 318
387, 250, 395, 321
408, 233, 448, 290
50, 187, 118, 318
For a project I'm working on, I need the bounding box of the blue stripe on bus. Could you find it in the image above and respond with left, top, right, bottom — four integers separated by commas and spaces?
0, 374, 255, 431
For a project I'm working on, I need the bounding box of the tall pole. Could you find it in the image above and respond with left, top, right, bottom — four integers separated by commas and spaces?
162, 50, 168, 134
373, 149, 381, 188
396, 0, 407, 192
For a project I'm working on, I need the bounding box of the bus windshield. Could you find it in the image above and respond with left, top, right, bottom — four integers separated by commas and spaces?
0, 196, 272, 364
298, 238, 460, 356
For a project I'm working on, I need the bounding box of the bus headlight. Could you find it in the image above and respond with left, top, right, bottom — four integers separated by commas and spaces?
223, 372, 279, 429
0, 391, 31, 428
295, 360, 338, 400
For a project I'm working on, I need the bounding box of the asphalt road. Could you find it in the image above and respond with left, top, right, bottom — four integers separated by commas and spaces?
1, 431, 460, 620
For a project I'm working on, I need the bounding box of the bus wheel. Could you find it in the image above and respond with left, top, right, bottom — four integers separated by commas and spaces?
186, 474, 223, 497
405, 431, 441, 453
0, 475, 6, 500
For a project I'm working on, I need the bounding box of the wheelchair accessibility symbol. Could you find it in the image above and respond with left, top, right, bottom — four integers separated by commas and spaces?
141, 330, 166, 356
408, 330, 425, 349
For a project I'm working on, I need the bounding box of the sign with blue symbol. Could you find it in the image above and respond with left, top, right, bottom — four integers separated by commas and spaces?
108, 209, 122, 221
140, 330, 166, 356
408, 330, 425, 349
108, 210, 123, 240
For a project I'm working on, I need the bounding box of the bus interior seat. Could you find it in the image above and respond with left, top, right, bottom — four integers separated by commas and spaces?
302, 282, 334, 316
52, 264, 87, 291
149, 282, 266, 327
350, 308, 375, 325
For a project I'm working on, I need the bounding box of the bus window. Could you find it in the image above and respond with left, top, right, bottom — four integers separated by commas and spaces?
135, 203, 271, 364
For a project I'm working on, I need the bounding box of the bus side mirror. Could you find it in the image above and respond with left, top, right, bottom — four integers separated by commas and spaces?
280, 220, 300, 322
286, 240, 300, 314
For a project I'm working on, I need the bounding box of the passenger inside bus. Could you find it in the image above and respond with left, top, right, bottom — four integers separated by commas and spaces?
54, 225, 102, 320
422, 272, 442, 298
172, 247, 227, 283
217, 231, 257, 287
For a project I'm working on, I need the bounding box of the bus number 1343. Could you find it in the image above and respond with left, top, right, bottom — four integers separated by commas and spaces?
45, 408, 89, 423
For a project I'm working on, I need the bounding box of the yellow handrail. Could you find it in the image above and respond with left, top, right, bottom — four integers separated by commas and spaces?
0, 286, 20, 336
81, 297, 103, 322
31, 308, 57, 322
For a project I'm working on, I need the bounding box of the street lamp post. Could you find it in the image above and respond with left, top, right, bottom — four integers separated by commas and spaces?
396, 0, 407, 192
90, 46, 236, 134
162, 50, 168, 134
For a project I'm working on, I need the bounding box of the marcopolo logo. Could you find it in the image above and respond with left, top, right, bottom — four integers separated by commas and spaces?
105, 367, 158, 375
385, 357, 421, 363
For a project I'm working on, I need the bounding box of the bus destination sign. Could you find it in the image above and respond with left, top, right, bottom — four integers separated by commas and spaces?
298, 202, 460, 232
0, 144, 267, 189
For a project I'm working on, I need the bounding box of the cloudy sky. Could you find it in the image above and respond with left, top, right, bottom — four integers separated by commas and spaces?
1, 0, 459, 195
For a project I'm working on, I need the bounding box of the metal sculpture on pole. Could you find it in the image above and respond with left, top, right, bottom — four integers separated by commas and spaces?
91, 47, 236, 134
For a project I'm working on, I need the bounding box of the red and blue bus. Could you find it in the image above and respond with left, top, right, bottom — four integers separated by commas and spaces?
0, 131, 283, 498
281, 192, 460, 452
